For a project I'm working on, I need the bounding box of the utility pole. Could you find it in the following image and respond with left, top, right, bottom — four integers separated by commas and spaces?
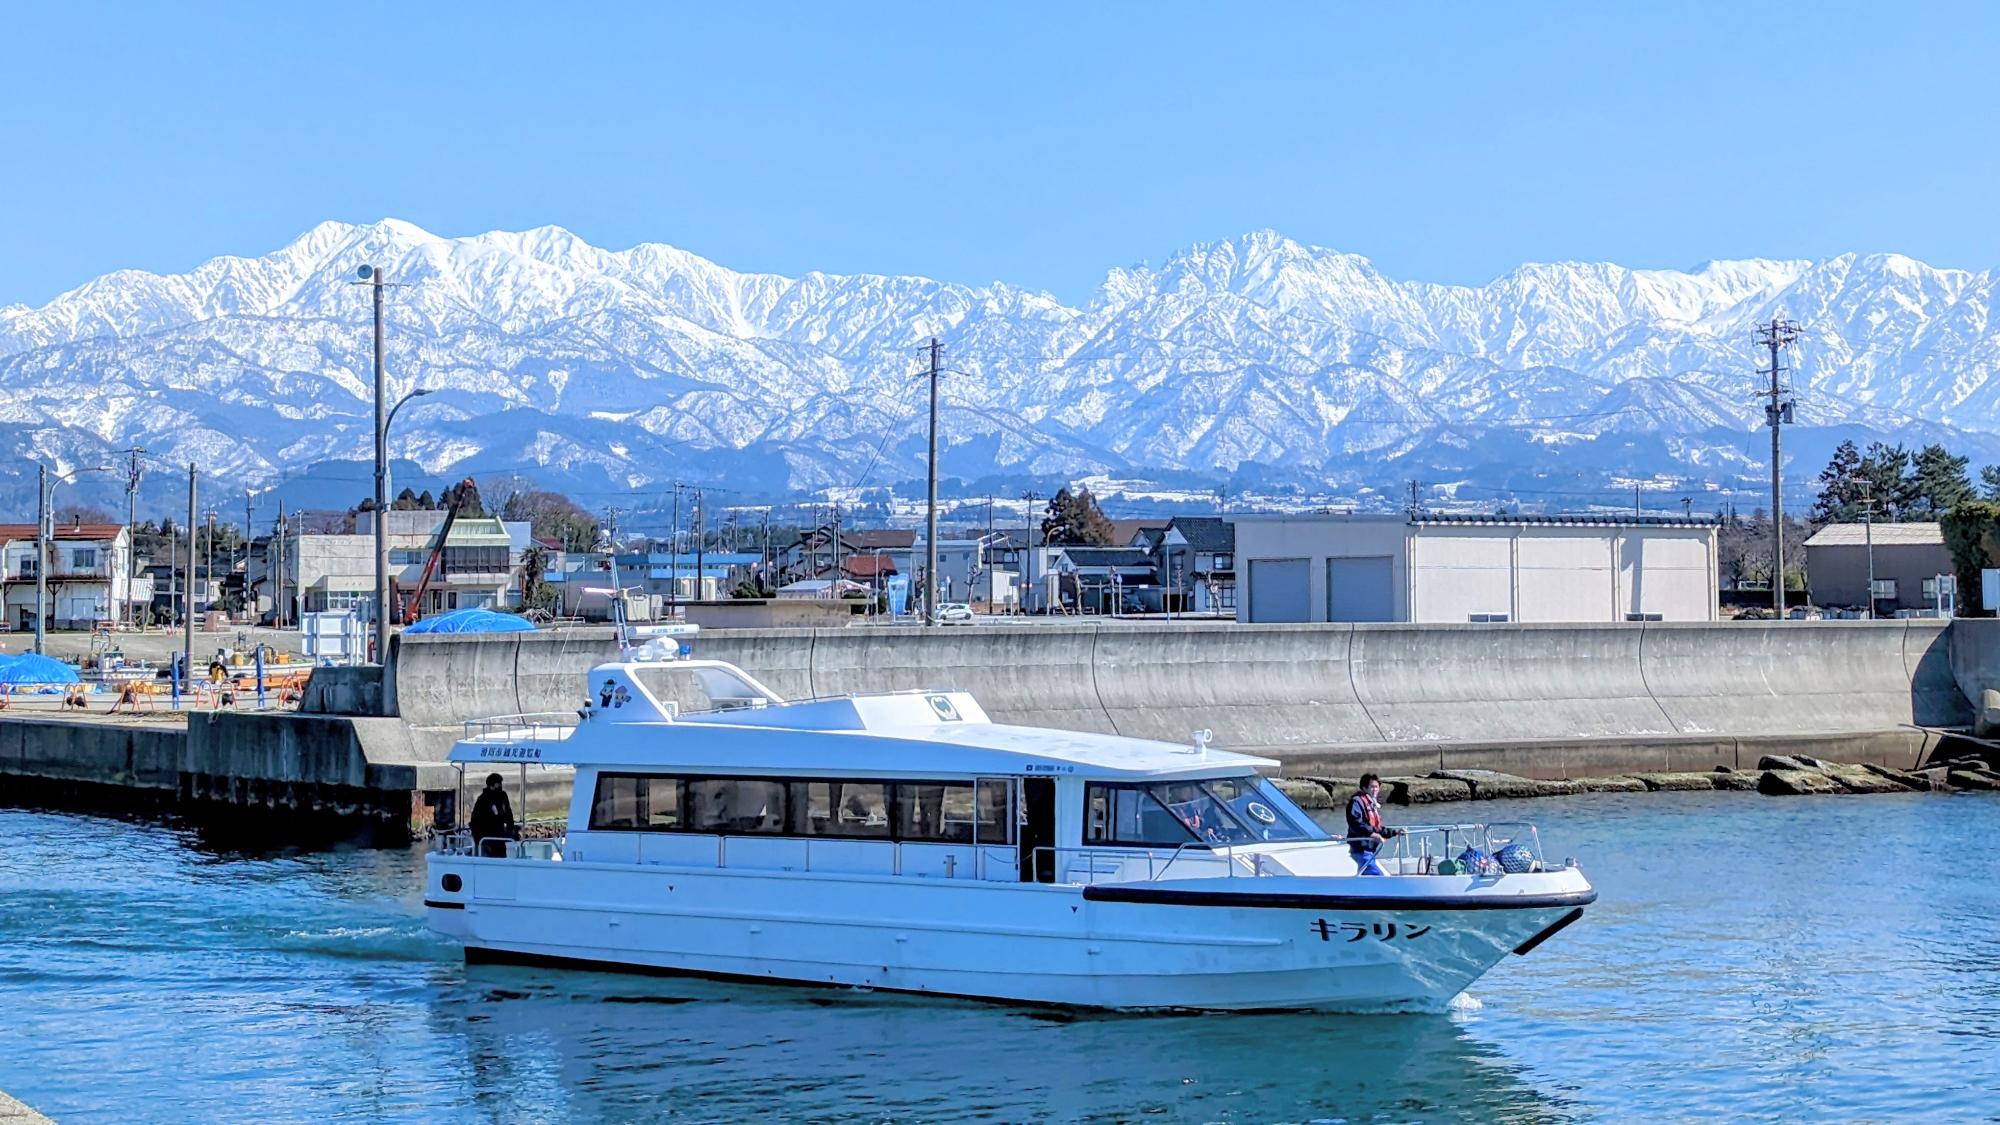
124, 446, 144, 631
694, 488, 706, 602
671, 482, 682, 610
275, 501, 287, 628
205, 506, 218, 612
184, 463, 196, 679
1856, 479, 1878, 619
1635, 483, 1643, 518
1680, 496, 1693, 519
1021, 489, 1044, 615
33, 463, 47, 654
829, 500, 841, 594
244, 490, 257, 621
1757, 316, 1800, 619
924, 336, 941, 626
1406, 479, 1424, 518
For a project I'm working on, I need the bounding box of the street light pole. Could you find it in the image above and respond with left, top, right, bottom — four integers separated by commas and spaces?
382, 386, 434, 516
34, 463, 109, 654
361, 263, 390, 665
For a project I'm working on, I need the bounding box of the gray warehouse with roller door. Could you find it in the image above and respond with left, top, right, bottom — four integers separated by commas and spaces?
1229, 512, 1718, 624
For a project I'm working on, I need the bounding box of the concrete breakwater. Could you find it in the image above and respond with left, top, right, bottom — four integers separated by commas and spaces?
394, 618, 1988, 772
3, 619, 1996, 843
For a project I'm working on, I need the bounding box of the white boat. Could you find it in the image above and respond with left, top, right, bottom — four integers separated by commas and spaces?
424, 631, 1596, 1013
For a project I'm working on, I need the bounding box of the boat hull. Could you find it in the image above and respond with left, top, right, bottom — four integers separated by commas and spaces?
426, 857, 1593, 1013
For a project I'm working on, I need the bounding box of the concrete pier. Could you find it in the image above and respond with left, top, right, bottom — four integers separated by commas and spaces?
0, 1089, 51, 1124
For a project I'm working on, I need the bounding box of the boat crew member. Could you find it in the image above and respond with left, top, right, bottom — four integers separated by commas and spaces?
1346, 773, 1401, 876
469, 773, 518, 858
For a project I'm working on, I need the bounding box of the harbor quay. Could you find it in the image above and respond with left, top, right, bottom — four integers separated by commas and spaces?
2, 618, 1996, 843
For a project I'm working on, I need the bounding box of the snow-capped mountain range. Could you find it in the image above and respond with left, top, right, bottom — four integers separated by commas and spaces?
3, 219, 1997, 516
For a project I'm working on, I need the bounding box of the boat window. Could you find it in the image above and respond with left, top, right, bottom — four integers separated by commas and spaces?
686, 778, 791, 835
1083, 777, 1325, 847
580, 773, 1021, 844
1221, 775, 1328, 842
975, 778, 1014, 845
630, 666, 776, 715
801, 780, 890, 837
893, 780, 1017, 844
895, 782, 966, 842
589, 773, 683, 831
1083, 782, 1200, 847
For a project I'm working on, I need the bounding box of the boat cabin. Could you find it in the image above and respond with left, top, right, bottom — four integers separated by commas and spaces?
442, 657, 1342, 885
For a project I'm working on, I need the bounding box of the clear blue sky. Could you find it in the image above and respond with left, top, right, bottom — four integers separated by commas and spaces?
6, 3, 1998, 306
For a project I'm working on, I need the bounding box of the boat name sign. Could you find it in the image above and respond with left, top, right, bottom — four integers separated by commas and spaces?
473, 745, 545, 761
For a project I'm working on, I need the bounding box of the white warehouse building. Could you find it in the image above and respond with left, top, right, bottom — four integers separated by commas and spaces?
1228, 513, 1719, 624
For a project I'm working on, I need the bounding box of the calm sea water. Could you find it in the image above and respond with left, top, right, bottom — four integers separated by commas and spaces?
3, 790, 1997, 1123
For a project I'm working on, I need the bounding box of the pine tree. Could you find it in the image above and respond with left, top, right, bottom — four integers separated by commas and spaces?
1978, 464, 2000, 503
1905, 444, 1974, 519
1040, 487, 1116, 546
1857, 443, 1913, 520
1810, 440, 1865, 524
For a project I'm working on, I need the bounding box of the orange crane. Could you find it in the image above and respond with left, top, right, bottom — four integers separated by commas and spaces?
402, 478, 478, 625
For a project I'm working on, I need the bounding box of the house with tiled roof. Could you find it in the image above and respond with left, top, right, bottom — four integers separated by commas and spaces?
0, 521, 143, 631
1129, 515, 1237, 613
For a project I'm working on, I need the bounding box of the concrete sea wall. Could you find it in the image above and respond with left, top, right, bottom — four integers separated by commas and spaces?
390, 620, 1972, 771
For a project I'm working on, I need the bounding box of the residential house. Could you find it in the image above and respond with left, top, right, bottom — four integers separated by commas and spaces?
0, 522, 143, 631
1048, 546, 1160, 615
1131, 516, 1236, 613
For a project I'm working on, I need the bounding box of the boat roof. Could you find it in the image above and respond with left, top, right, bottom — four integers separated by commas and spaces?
450, 658, 1277, 779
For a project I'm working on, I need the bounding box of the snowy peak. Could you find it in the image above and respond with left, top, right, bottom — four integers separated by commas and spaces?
0, 220, 1997, 510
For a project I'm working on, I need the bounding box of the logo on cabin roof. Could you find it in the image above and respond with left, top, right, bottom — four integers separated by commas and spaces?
926, 694, 961, 722
598, 678, 631, 710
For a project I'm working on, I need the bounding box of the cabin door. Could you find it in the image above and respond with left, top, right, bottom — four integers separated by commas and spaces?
1018, 777, 1057, 884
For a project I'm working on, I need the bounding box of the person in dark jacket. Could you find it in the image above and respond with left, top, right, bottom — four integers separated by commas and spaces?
1345, 773, 1400, 876
469, 773, 518, 857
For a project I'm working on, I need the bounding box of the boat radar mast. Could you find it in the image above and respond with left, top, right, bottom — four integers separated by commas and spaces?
583, 584, 701, 661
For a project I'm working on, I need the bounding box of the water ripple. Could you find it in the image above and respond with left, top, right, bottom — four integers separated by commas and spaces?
1, 795, 1998, 1121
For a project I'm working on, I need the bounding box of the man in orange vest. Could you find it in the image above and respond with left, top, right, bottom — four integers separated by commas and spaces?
1345, 773, 1402, 876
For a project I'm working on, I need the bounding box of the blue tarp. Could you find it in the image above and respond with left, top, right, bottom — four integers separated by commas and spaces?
0, 652, 84, 687
403, 608, 537, 635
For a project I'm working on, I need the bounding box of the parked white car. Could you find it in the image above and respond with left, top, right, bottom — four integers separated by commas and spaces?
937, 602, 975, 623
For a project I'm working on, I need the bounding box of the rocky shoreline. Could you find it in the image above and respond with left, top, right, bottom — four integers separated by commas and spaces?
1276, 751, 2000, 809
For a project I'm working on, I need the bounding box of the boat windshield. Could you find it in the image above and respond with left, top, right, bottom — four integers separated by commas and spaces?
1088, 776, 1328, 847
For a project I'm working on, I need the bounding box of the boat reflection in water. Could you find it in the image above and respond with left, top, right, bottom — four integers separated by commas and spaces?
433, 966, 1567, 1122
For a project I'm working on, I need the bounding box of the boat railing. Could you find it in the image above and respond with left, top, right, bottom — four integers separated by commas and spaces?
431, 828, 565, 861
1344, 822, 1551, 873
461, 712, 581, 743
1036, 843, 1276, 886
1035, 821, 1554, 885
